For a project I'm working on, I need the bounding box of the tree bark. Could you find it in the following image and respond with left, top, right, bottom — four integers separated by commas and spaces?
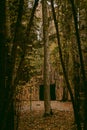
42, 0, 51, 116
0, 1, 14, 130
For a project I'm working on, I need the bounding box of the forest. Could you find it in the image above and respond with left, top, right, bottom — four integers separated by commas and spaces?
0, 0, 87, 130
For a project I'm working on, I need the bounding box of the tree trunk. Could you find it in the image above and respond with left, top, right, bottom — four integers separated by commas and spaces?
51, 1, 81, 130
42, 0, 51, 116
0, 0, 6, 128
62, 83, 68, 101
70, 0, 86, 129
0, 1, 14, 130
62, 42, 69, 101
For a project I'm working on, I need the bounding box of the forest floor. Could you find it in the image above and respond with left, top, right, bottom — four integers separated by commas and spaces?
17, 101, 77, 130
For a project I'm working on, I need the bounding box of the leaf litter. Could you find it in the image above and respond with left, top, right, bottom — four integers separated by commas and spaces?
18, 109, 77, 130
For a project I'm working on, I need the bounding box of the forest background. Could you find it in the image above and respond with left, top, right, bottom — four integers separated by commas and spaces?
0, 0, 87, 130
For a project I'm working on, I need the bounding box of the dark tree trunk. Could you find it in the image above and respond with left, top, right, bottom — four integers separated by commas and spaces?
62, 42, 69, 101
0, 1, 14, 130
0, 0, 7, 128
62, 84, 68, 101
51, 1, 81, 130
69, 0, 87, 129
0, 0, 39, 129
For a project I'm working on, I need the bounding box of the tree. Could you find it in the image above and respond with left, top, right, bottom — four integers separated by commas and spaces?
42, 0, 52, 116
69, 0, 87, 129
0, 0, 7, 129
50, 1, 82, 130
0, 0, 25, 130
0, 0, 39, 129
50, 0, 87, 129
